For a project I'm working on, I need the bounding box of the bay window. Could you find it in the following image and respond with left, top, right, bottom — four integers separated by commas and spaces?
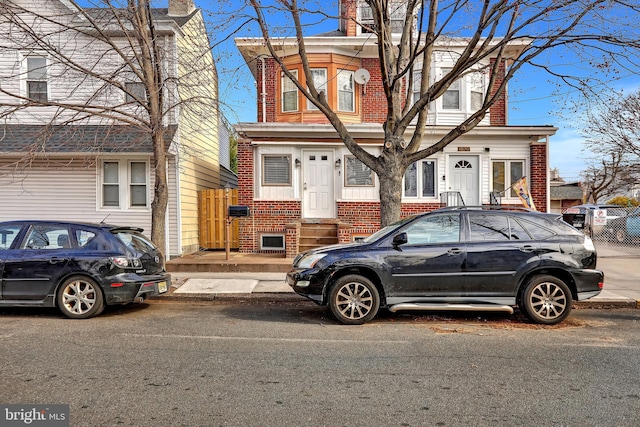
282, 70, 298, 112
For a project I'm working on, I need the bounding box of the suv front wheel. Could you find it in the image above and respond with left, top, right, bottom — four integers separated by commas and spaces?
329, 275, 380, 325
521, 275, 572, 325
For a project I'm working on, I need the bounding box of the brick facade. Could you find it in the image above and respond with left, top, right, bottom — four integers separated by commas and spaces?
256, 57, 277, 122
530, 142, 548, 212
489, 58, 506, 126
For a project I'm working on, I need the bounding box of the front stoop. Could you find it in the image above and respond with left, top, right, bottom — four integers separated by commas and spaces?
298, 221, 339, 253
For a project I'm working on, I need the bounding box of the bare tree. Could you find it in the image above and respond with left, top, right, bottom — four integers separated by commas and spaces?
0, 0, 219, 251
243, 0, 640, 226
581, 89, 640, 202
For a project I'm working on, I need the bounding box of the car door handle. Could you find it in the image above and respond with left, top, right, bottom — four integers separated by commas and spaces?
519, 245, 535, 253
448, 248, 463, 255
49, 257, 66, 264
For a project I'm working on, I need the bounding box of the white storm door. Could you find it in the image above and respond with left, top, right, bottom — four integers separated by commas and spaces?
449, 155, 479, 206
302, 151, 335, 218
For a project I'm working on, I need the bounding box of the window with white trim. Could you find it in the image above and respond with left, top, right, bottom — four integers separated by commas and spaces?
262, 155, 291, 186
260, 234, 285, 250
404, 160, 437, 198
469, 71, 484, 111
26, 56, 48, 101
307, 68, 327, 110
345, 156, 374, 187
492, 160, 524, 198
101, 160, 149, 209
338, 70, 354, 112
282, 70, 298, 112
442, 67, 461, 110
358, 0, 407, 33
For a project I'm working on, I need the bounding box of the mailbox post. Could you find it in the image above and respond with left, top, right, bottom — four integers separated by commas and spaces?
225, 202, 250, 260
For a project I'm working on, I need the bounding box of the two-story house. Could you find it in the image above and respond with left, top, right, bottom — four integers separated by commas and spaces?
0, 0, 236, 258
235, 0, 556, 257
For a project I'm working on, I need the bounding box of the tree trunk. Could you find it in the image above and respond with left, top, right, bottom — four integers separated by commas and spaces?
377, 147, 405, 227
151, 130, 168, 256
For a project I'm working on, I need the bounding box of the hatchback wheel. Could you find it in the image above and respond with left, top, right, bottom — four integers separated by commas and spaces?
329, 275, 380, 325
57, 276, 105, 319
522, 275, 572, 325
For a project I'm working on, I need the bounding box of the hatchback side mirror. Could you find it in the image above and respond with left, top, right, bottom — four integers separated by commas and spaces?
392, 232, 408, 248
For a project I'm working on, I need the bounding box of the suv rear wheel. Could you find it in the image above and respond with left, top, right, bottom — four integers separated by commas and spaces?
329, 275, 380, 325
522, 275, 572, 325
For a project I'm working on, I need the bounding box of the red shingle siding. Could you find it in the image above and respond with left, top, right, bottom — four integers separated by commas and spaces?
530, 143, 548, 212
489, 59, 506, 126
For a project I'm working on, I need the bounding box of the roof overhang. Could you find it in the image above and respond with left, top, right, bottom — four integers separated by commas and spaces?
235, 122, 557, 142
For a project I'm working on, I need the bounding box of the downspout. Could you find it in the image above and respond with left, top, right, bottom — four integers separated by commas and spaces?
545, 135, 550, 213
259, 55, 266, 123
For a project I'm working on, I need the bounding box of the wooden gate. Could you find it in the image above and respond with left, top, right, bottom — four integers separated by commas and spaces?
198, 189, 239, 249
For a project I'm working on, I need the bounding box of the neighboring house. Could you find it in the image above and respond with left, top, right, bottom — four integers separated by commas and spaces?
0, 0, 236, 258
549, 168, 583, 213
234, 0, 556, 256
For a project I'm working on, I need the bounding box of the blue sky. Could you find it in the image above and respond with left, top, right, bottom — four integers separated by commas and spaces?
198, 0, 639, 184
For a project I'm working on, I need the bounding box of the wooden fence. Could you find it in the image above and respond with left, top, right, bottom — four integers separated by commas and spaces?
198, 189, 239, 249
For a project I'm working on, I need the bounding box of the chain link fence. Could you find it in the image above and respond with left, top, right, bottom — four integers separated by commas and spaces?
569, 206, 640, 257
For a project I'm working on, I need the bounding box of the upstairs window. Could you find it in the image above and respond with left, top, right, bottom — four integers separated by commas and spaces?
469, 71, 485, 111
338, 70, 354, 112
307, 68, 327, 111
26, 56, 48, 102
125, 82, 146, 104
282, 70, 298, 112
358, 0, 407, 34
442, 68, 460, 110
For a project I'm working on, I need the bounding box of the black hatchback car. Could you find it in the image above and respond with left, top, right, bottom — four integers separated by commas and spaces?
287, 207, 604, 325
0, 220, 170, 319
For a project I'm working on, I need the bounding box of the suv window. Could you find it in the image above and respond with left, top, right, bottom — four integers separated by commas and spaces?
22, 225, 71, 250
468, 214, 533, 242
518, 218, 556, 240
404, 214, 460, 244
0, 225, 22, 249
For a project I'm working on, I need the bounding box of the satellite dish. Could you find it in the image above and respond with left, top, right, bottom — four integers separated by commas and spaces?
354, 68, 371, 85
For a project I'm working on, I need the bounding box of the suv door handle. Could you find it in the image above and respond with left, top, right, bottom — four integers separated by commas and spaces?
519, 245, 535, 253
49, 257, 66, 264
447, 248, 463, 255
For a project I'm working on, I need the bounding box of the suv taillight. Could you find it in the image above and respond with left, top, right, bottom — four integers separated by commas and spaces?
111, 257, 142, 269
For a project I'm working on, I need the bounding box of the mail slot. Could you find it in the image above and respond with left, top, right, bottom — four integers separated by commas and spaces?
228, 205, 250, 217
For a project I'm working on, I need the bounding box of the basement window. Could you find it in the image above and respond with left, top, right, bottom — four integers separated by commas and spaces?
260, 234, 285, 250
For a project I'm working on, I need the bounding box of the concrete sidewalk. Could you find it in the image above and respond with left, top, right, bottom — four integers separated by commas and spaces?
159, 257, 640, 308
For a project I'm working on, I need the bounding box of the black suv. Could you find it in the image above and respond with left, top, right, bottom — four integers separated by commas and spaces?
287, 207, 603, 325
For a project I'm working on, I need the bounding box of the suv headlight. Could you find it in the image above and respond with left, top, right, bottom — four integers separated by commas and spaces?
296, 253, 326, 269
583, 236, 596, 252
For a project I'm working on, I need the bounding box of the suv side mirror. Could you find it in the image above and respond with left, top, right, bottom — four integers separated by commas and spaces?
392, 232, 408, 248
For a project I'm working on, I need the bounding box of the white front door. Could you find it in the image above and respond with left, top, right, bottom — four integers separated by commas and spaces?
302, 150, 335, 218
448, 155, 479, 206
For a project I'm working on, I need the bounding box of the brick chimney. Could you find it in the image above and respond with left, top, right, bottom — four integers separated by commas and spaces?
339, 0, 358, 36
168, 0, 196, 17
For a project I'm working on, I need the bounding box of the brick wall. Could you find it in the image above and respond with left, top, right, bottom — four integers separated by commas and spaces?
256, 57, 277, 122
530, 142, 548, 212
361, 58, 387, 123
489, 58, 506, 126
340, 0, 358, 36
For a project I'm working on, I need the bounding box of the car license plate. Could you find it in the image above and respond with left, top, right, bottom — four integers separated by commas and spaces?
158, 281, 167, 293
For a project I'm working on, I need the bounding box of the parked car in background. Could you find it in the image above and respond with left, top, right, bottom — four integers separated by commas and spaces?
0, 220, 170, 319
562, 204, 628, 236
287, 207, 603, 325
608, 207, 640, 243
